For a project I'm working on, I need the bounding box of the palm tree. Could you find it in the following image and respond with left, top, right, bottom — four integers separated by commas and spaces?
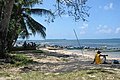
1, 0, 89, 54
7, 0, 54, 51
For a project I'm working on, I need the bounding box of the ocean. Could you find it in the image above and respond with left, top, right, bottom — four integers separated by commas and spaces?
17, 39, 120, 48
16, 39, 120, 59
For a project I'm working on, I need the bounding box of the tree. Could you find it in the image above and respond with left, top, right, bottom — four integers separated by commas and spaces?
6, 0, 54, 52
0, 0, 15, 58
0, 0, 89, 57
54, 0, 90, 21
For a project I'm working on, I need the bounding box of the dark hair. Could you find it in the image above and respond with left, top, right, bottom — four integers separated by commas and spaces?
97, 51, 101, 53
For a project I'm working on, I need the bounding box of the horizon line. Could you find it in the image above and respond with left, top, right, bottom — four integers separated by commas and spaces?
18, 38, 120, 40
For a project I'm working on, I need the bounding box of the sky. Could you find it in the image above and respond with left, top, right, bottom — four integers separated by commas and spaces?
28, 0, 120, 40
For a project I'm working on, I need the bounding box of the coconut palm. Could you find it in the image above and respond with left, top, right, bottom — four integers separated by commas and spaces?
14, 0, 54, 38
1, 0, 89, 53
6, 0, 54, 51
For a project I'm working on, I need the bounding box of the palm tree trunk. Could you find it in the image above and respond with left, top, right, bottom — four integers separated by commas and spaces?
7, 30, 19, 52
0, 0, 14, 58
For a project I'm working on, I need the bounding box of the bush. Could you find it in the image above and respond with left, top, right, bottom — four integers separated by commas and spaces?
12, 46, 36, 51
10, 54, 34, 66
31, 50, 44, 53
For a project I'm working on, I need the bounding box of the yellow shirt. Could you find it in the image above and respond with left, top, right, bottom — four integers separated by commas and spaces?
95, 53, 101, 64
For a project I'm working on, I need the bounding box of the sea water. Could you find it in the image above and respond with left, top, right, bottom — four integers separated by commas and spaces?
17, 39, 120, 48
17, 39, 120, 59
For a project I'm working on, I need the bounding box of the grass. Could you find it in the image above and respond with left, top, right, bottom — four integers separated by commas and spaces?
0, 68, 120, 80
0, 50, 120, 80
1, 53, 34, 67
31, 50, 44, 53
19, 69, 120, 80
11, 54, 34, 66
0, 72, 10, 77
0, 68, 119, 80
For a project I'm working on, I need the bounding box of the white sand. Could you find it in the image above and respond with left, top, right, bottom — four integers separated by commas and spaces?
34, 48, 120, 72
39, 48, 120, 61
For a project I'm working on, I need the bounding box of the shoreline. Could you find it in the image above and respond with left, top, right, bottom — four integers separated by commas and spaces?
39, 48, 120, 61
37, 48, 120, 72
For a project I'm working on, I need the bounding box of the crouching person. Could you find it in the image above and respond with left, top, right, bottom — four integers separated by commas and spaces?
91, 51, 108, 64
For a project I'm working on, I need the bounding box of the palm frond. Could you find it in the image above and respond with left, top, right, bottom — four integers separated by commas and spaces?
24, 8, 54, 18
19, 17, 30, 39
20, 17, 27, 30
19, 30, 30, 39
23, 13, 46, 39
20, 31, 30, 39
26, 18, 36, 36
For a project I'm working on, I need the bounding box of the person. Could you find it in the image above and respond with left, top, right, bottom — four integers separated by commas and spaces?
91, 50, 108, 64
23, 41, 27, 48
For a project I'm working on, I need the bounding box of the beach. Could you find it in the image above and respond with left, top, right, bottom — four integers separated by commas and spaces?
6, 39, 120, 79
38, 47, 120, 72
39, 47, 120, 61
0, 47, 120, 80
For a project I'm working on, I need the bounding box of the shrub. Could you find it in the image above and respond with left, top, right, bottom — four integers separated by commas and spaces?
10, 54, 34, 66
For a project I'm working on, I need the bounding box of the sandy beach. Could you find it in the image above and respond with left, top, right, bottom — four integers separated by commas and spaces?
37, 48, 120, 72
40, 48, 120, 61
0, 48, 120, 80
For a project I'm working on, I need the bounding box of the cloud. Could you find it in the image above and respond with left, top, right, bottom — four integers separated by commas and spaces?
97, 25, 112, 34
115, 27, 120, 34
104, 3, 113, 10
79, 23, 88, 34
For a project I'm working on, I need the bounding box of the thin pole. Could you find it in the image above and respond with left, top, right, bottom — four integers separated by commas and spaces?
73, 29, 83, 54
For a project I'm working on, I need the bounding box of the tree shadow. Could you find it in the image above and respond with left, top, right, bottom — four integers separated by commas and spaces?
20, 59, 120, 74
16, 50, 71, 58
16, 50, 120, 73
19, 59, 94, 73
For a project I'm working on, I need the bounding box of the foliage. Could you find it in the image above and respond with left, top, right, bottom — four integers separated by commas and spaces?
54, 0, 90, 21
0, 0, 90, 54
9, 54, 34, 66
10, 0, 54, 40
12, 47, 36, 51
6, 0, 55, 52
